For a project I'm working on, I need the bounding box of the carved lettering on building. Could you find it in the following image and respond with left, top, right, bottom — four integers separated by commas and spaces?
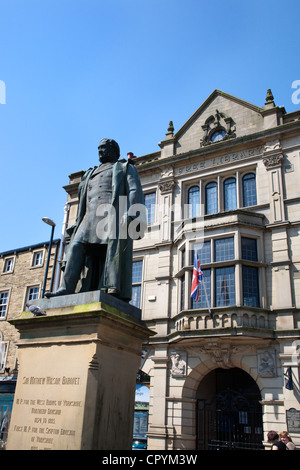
176, 146, 263, 176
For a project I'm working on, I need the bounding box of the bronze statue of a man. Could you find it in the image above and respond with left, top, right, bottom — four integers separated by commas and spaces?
46, 138, 145, 302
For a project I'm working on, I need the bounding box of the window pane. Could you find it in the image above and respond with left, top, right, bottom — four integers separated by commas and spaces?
0, 292, 9, 318
181, 248, 185, 268
131, 285, 141, 308
188, 186, 200, 218
132, 261, 143, 283
215, 267, 235, 307
192, 269, 211, 309
205, 182, 218, 215
27, 287, 39, 301
241, 237, 258, 261
215, 237, 234, 262
0, 341, 8, 372
193, 241, 211, 264
180, 276, 185, 311
4, 259, 13, 272
243, 266, 259, 307
243, 173, 257, 207
33, 252, 43, 266
224, 177, 237, 211
144, 192, 156, 224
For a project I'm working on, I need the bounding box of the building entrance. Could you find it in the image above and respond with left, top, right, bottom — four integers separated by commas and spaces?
196, 368, 264, 450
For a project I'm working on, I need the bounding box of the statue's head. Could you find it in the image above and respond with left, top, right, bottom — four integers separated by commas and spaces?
98, 138, 120, 164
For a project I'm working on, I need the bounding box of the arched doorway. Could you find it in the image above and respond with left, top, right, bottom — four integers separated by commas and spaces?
196, 368, 264, 450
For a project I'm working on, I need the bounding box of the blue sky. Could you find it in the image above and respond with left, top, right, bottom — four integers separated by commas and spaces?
0, 0, 299, 252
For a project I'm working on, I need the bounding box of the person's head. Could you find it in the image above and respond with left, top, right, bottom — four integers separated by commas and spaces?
98, 138, 120, 164
280, 431, 293, 443
267, 430, 279, 442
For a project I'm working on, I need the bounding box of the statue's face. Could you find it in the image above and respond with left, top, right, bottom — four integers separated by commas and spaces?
98, 139, 119, 164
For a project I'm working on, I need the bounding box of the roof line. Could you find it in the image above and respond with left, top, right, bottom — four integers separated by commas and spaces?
0, 238, 60, 257
174, 89, 264, 139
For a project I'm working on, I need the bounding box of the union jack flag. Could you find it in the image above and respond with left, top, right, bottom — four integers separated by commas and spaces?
191, 251, 203, 302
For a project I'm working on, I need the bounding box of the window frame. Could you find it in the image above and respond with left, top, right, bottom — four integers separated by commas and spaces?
223, 176, 237, 211
242, 172, 257, 207
26, 285, 40, 303
0, 290, 10, 320
205, 181, 218, 215
242, 265, 260, 307
130, 260, 143, 308
184, 234, 263, 312
187, 185, 200, 218
144, 192, 156, 225
3, 256, 15, 274
32, 250, 44, 268
0, 340, 8, 373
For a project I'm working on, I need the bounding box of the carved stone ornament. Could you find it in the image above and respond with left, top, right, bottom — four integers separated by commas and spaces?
160, 165, 174, 179
159, 180, 175, 194
263, 153, 284, 168
199, 342, 235, 369
200, 109, 236, 147
264, 139, 281, 152
257, 350, 277, 377
170, 351, 187, 377
263, 139, 284, 168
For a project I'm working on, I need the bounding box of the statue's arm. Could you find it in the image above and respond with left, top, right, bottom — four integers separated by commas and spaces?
126, 163, 144, 208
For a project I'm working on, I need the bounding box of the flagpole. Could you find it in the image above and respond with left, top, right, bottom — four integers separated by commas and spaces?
192, 250, 213, 319
202, 277, 212, 319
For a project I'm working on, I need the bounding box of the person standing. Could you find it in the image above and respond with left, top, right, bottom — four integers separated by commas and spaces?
279, 431, 296, 450
267, 430, 287, 450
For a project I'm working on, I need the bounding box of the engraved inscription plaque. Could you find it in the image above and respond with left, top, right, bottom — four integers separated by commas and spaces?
286, 408, 300, 434
7, 342, 92, 450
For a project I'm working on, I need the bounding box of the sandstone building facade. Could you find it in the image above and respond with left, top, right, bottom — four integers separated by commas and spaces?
63, 89, 300, 450
132, 89, 300, 450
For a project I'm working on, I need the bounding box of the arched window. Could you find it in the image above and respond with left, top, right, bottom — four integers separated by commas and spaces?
243, 173, 257, 207
224, 177, 237, 211
205, 182, 218, 214
188, 185, 200, 217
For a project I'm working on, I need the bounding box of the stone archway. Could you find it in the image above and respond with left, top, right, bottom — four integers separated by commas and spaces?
195, 368, 264, 450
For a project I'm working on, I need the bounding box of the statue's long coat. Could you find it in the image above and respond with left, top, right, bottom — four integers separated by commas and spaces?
69, 160, 145, 301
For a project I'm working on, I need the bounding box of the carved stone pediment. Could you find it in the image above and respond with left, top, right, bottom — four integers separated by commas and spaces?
200, 109, 236, 147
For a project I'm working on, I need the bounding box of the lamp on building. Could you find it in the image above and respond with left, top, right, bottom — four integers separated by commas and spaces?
41, 217, 56, 298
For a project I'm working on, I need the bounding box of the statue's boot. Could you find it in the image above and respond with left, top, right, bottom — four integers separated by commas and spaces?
45, 242, 85, 298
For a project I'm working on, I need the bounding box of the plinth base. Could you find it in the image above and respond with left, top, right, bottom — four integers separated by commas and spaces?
6, 291, 153, 450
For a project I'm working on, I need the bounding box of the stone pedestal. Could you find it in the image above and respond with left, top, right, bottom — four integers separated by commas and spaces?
6, 291, 153, 450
